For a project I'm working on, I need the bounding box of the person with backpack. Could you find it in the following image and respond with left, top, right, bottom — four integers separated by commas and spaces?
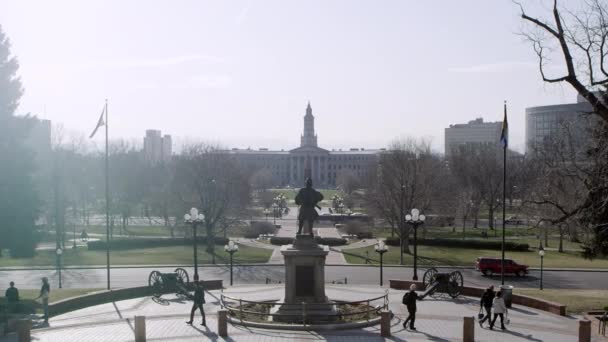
402, 284, 421, 330
490, 290, 507, 330
479, 285, 495, 327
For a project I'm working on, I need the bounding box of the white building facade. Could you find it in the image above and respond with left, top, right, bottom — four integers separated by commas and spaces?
228, 103, 381, 187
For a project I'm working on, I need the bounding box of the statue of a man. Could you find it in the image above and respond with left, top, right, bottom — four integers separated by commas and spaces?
295, 178, 324, 236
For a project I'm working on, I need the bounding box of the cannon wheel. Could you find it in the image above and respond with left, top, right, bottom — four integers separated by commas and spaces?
447, 271, 463, 298
148, 271, 163, 297
422, 268, 438, 297
174, 268, 189, 285
422, 268, 438, 288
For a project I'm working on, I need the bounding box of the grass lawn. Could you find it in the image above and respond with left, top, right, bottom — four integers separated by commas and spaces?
371, 226, 583, 251
0, 244, 272, 267
342, 244, 608, 268
518, 288, 608, 313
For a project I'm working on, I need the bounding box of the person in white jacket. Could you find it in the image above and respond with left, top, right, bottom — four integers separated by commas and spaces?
490, 290, 507, 330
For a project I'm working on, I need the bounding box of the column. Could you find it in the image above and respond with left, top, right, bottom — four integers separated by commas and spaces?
317, 156, 321, 184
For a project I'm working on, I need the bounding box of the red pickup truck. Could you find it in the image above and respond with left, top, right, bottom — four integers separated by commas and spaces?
476, 257, 529, 277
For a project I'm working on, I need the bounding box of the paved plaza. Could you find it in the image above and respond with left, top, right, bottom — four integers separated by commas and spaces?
2, 284, 601, 341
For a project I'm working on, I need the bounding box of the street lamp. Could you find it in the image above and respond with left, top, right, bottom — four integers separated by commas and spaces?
263, 208, 270, 222
272, 203, 278, 224
224, 240, 239, 286
184, 208, 205, 280
374, 240, 388, 286
539, 244, 545, 290
405, 209, 426, 281
56, 248, 63, 289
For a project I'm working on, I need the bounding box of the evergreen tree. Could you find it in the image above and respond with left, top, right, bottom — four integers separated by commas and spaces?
0, 24, 40, 257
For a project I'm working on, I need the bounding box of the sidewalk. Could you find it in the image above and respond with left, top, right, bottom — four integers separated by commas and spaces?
2, 284, 600, 342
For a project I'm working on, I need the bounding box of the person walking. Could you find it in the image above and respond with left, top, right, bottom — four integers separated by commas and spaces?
5, 281, 20, 313
35, 277, 50, 324
490, 290, 507, 330
402, 284, 421, 330
479, 285, 495, 327
186, 275, 206, 326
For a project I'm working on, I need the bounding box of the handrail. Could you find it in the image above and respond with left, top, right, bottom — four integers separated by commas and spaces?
219, 292, 389, 324
220, 293, 388, 306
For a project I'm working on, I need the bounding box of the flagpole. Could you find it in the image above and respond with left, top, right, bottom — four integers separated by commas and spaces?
105, 99, 111, 290
501, 101, 507, 286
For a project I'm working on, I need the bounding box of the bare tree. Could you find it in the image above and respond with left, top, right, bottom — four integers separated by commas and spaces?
174, 144, 251, 263
517, 0, 608, 256
522, 123, 589, 252
449, 144, 503, 230
363, 138, 446, 263
336, 169, 361, 196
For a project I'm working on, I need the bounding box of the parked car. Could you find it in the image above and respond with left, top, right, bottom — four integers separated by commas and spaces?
475, 257, 529, 277
505, 216, 527, 225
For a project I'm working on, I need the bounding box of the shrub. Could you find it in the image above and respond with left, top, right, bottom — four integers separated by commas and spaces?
269, 237, 293, 245
244, 221, 277, 239
382, 237, 529, 251
87, 236, 229, 251
269, 236, 347, 246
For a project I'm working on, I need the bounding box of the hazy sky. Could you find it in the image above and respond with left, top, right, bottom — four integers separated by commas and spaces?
1, 0, 584, 152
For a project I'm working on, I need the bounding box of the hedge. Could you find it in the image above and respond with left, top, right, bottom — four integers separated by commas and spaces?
382, 237, 529, 251
270, 236, 347, 246
87, 236, 230, 251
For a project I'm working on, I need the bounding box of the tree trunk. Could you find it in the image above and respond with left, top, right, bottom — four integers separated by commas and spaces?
206, 223, 216, 264
488, 205, 494, 230
402, 226, 411, 255
559, 227, 564, 253
473, 213, 479, 228
545, 226, 549, 248
462, 218, 466, 240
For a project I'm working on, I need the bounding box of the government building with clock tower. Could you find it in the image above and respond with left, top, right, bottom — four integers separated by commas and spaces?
226, 103, 382, 187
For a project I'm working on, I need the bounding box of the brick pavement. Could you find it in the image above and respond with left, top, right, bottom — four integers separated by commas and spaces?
1, 284, 600, 341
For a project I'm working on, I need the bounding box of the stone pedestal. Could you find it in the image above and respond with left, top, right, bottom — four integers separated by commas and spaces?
272, 235, 338, 323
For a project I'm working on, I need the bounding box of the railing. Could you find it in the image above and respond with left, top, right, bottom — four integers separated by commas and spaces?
265, 277, 348, 285
220, 290, 389, 326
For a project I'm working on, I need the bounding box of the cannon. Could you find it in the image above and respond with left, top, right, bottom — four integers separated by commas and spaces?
420, 267, 463, 299
148, 268, 190, 298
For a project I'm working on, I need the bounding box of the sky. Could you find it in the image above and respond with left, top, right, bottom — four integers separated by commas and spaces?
0, 0, 585, 153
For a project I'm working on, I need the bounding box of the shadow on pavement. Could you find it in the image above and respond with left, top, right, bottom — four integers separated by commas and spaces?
509, 306, 539, 316
501, 328, 544, 341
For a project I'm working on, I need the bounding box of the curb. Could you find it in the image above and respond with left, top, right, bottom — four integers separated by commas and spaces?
2, 264, 608, 272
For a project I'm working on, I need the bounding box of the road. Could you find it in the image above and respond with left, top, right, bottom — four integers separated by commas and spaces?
1, 264, 607, 290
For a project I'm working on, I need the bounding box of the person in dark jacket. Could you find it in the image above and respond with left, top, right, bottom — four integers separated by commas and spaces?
402, 284, 421, 330
5, 281, 19, 313
186, 275, 206, 326
479, 285, 495, 327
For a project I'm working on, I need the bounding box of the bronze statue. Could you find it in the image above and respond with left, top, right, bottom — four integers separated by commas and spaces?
295, 178, 323, 236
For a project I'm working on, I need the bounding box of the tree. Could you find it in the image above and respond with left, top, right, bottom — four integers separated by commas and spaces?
363, 138, 446, 262
336, 169, 360, 196
109, 140, 147, 237
142, 161, 179, 236
449, 144, 503, 230
0, 25, 39, 257
522, 123, 586, 252
174, 144, 251, 263
517, 0, 608, 257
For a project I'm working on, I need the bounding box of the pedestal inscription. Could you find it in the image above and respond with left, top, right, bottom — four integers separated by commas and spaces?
272, 234, 338, 323
295, 266, 314, 297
